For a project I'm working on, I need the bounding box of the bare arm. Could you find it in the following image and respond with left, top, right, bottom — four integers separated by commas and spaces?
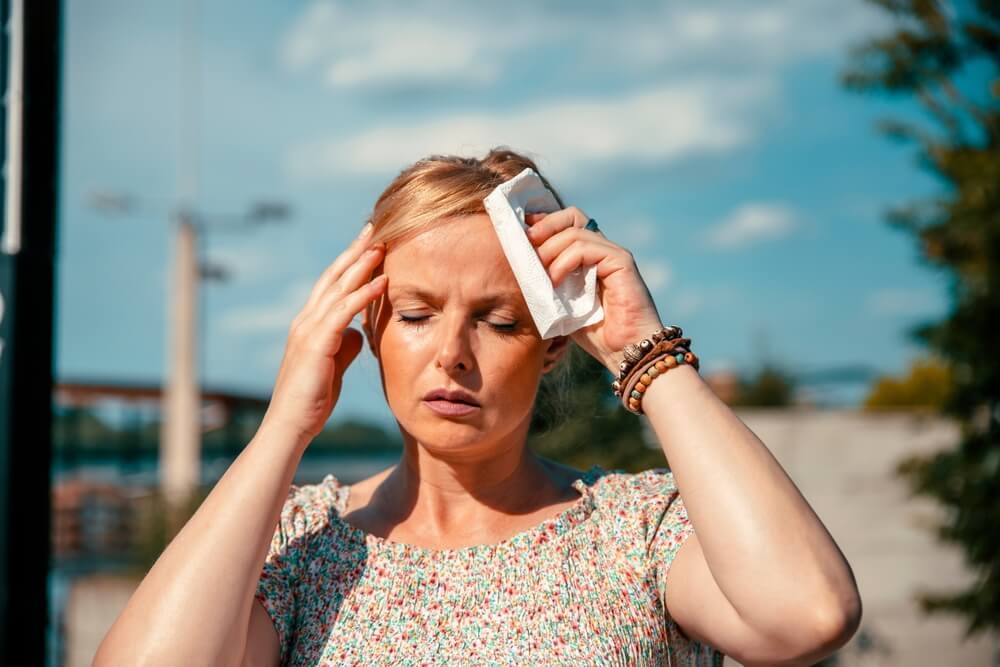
517, 202, 861, 663
646, 364, 862, 665
93, 424, 305, 667
93, 223, 387, 666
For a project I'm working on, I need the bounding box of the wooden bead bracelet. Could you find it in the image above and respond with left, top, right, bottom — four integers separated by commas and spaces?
621, 348, 700, 415
610, 332, 700, 415
611, 336, 690, 398
612, 325, 685, 388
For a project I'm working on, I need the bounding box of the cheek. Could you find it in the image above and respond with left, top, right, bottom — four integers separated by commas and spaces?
375, 325, 417, 380
377, 321, 433, 359
480, 345, 547, 395
378, 325, 546, 390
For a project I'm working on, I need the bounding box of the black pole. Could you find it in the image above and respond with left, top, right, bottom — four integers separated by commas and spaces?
0, 0, 63, 664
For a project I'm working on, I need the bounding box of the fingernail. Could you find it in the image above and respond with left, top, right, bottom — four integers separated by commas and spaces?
359, 222, 373, 238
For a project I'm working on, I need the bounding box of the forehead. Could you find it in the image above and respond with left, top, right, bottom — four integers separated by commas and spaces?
383, 214, 522, 303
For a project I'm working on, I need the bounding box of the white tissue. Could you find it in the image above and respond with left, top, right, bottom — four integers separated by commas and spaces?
483, 167, 604, 339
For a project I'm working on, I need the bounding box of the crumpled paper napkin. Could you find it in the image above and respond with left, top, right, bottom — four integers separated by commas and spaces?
483, 167, 604, 339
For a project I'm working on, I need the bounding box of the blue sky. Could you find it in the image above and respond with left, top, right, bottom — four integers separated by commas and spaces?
57, 0, 951, 428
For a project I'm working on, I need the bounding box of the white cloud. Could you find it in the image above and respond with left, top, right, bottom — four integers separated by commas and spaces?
279, 2, 516, 89
276, 1, 887, 186
866, 287, 944, 317
278, 1, 886, 91
284, 79, 769, 182
704, 202, 798, 250
614, 1, 887, 70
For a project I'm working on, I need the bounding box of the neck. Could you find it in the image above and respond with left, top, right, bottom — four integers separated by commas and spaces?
381, 419, 554, 536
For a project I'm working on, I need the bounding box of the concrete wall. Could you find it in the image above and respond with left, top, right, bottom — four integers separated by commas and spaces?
719, 408, 996, 666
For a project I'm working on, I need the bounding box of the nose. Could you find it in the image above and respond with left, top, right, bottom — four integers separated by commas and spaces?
433, 312, 475, 373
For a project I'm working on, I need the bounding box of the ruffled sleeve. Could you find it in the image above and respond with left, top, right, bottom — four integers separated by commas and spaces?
628, 468, 696, 608
254, 478, 336, 664
599, 466, 723, 664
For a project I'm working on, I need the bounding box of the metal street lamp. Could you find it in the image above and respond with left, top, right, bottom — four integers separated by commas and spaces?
88, 194, 292, 509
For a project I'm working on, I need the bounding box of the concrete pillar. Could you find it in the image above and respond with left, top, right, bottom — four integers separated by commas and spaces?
160, 214, 200, 508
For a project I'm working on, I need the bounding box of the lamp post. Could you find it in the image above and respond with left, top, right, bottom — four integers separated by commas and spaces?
161, 207, 199, 509
89, 194, 291, 510
91, 0, 294, 514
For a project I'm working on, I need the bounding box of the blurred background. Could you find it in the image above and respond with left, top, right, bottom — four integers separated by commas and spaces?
1, 0, 998, 665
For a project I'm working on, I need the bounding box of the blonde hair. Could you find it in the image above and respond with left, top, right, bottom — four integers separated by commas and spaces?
363, 147, 579, 423
364, 147, 565, 247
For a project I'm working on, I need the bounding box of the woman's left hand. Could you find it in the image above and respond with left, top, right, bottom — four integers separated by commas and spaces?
525, 207, 665, 374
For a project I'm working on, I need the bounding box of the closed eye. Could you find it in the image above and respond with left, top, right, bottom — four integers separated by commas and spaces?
395, 314, 518, 335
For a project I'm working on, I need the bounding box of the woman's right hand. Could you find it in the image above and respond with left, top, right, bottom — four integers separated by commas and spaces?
260, 223, 387, 444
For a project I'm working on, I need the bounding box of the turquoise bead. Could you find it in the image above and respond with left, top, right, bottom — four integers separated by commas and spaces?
630, 390, 642, 400
675, 353, 685, 363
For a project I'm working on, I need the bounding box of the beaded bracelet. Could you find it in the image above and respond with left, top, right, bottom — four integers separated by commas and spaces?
621, 348, 700, 415
612, 325, 684, 386
611, 337, 691, 398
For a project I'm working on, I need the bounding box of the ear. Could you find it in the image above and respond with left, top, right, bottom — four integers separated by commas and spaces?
541, 335, 572, 373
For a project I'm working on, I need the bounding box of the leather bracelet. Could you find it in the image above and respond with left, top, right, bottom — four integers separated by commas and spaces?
612, 337, 691, 398
620, 347, 700, 415
612, 325, 684, 386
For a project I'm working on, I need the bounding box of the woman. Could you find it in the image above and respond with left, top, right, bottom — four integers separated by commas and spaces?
95, 149, 861, 666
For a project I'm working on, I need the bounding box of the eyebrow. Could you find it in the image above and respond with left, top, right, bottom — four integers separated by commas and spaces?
389, 285, 522, 306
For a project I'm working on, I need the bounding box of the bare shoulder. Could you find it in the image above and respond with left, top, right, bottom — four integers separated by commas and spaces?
341, 464, 397, 510
537, 457, 589, 494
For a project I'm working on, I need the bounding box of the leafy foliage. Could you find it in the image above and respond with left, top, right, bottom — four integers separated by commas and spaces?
731, 364, 797, 407
863, 355, 955, 410
843, 0, 1000, 637
528, 345, 667, 472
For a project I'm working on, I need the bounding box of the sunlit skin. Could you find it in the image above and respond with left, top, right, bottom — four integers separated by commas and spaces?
355, 213, 580, 547
351, 206, 861, 664
92, 197, 860, 666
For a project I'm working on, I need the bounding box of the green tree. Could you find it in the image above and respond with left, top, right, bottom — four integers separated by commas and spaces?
732, 363, 797, 407
529, 345, 667, 472
843, 0, 1000, 636
863, 355, 955, 411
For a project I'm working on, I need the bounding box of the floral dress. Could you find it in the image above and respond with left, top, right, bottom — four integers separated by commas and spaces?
254, 464, 724, 666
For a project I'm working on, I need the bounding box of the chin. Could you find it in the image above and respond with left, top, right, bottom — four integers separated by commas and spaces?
404, 424, 492, 455
395, 408, 495, 448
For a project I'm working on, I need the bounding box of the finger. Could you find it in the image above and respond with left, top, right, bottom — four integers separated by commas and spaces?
311, 245, 385, 317
525, 206, 591, 245
535, 226, 616, 267
306, 240, 385, 314
306, 235, 382, 311
547, 240, 632, 287
304, 226, 380, 311
315, 274, 389, 339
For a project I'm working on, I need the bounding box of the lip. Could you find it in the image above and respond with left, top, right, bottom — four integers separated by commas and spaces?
422, 388, 480, 406
422, 399, 481, 417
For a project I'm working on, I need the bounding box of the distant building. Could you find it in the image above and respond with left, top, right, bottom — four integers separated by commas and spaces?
52, 479, 137, 569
